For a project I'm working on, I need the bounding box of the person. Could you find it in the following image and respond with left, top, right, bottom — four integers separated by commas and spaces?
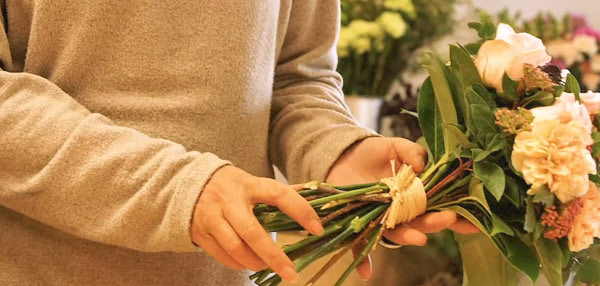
0, 1, 476, 285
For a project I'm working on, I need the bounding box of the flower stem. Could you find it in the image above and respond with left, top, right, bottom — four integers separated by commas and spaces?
426, 160, 472, 199
309, 185, 388, 207
305, 211, 386, 286
335, 226, 383, 286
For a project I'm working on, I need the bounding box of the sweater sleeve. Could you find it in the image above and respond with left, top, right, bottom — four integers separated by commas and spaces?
269, 0, 379, 184
0, 23, 228, 253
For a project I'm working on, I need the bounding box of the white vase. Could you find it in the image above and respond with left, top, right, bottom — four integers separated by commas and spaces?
344, 96, 384, 132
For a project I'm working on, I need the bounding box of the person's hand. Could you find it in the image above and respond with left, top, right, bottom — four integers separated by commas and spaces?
326, 137, 479, 280
192, 166, 324, 282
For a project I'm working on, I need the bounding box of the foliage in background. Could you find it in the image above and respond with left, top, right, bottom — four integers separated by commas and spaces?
338, 0, 459, 96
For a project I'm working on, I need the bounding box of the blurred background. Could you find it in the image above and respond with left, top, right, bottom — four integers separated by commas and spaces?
274, 0, 600, 285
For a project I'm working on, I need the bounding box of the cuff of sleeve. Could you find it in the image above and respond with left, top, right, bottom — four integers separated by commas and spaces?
296, 124, 380, 183
167, 152, 231, 252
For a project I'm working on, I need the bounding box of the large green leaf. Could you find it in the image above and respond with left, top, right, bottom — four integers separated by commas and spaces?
491, 213, 515, 236
474, 161, 506, 201
418, 78, 445, 162
533, 238, 563, 286
504, 176, 521, 208
500, 234, 541, 283
422, 53, 459, 156
457, 233, 518, 286
575, 259, 600, 284
450, 44, 482, 91
445, 124, 477, 149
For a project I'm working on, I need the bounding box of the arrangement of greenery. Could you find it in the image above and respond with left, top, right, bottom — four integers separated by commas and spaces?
337, 0, 460, 96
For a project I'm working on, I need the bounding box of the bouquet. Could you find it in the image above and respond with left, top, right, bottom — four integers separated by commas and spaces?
337, 0, 459, 96
251, 19, 600, 286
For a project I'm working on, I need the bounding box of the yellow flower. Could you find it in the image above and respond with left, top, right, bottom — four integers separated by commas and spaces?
512, 119, 596, 203
337, 27, 356, 58
348, 20, 383, 40
377, 12, 407, 39
383, 0, 416, 18
349, 37, 371, 55
569, 183, 600, 252
475, 24, 551, 91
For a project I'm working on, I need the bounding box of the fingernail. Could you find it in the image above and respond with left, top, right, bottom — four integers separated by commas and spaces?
281, 265, 298, 282
310, 219, 324, 235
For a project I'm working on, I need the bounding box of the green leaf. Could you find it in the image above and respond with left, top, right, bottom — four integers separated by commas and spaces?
490, 213, 515, 236
592, 132, 600, 158
575, 259, 600, 284
553, 85, 565, 97
558, 238, 570, 268
500, 73, 520, 103
464, 42, 482, 55
422, 53, 459, 156
500, 234, 541, 283
468, 177, 490, 212
445, 124, 477, 149
456, 233, 518, 286
450, 44, 482, 89
523, 91, 555, 107
416, 136, 434, 165
471, 104, 499, 140
474, 161, 506, 201
532, 185, 555, 207
504, 176, 521, 208
472, 83, 497, 109
533, 238, 563, 286
565, 73, 581, 102
472, 148, 488, 162
524, 197, 536, 233
399, 109, 419, 118
418, 78, 445, 162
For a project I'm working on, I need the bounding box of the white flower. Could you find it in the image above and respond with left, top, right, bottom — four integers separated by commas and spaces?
530, 92, 593, 133
573, 34, 599, 56
377, 12, 407, 39
581, 90, 600, 115
475, 24, 552, 91
546, 40, 583, 66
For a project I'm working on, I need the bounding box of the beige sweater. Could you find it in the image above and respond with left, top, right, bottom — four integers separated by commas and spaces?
0, 1, 376, 285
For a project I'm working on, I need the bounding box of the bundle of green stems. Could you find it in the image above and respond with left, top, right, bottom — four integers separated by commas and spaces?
251, 157, 473, 286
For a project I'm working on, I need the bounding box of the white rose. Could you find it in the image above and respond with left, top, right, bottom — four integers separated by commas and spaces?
581, 90, 600, 115
530, 92, 594, 134
475, 24, 552, 91
573, 34, 599, 56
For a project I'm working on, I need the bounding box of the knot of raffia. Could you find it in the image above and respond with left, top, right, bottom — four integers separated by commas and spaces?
380, 161, 427, 229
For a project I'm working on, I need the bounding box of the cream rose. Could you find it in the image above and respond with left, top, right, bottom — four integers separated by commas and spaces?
475, 24, 552, 91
